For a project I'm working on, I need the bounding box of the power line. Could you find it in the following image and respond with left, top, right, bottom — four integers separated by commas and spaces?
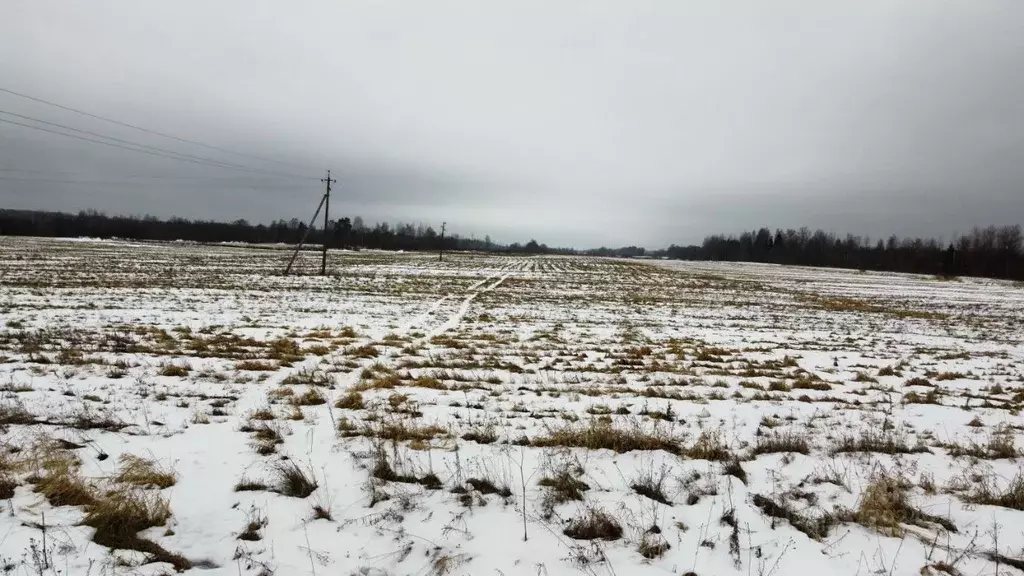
0, 86, 323, 173
0, 168, 302, 181
0, 109, 316, 180
0, 175, 316, 189
0, 108, 311, 177
0, 116, 317, 180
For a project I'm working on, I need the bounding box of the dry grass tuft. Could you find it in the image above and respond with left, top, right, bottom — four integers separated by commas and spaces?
235, 477, 270, 492
371, 453, 443, 489
532, 419, 683, 455
564, 508, 623, 541
158, 362, 190, 377
854, 476, 911, 536
271, 460, 318, 498
854, 475, 957, 536
350, 344, 380, 359
685, 430, 732, 461
0, 400, 37, 426
465, 477, 512, 498
335, 390, 365, 410
961, 473, 1024, 511
462, 424, 499, 445
246, 420, 283, 442
638, 531, 672, 559
752, 430, 811, 456
723, 459, 748, 484
238, 508, 268, 541
249, 407, 276, 421
84, 488, 191, 571
114, 454, 177, 489
235, 360, 277, 372
831, 429, 928, 455
903, 390, 941, 405
410, 376, 446, 390
291, 388, 327, 406
32, 453, 97, 507
367, 421, 449, 443
945, 427, 1018, 460
751, 494, 841, 541
353, 373, 402, 391
538, 472, 589, 504
311, 503, 333, 520
631, 464, 671, 504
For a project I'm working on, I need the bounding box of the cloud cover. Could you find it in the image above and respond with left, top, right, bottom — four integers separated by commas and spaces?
2, 0, 1023, 247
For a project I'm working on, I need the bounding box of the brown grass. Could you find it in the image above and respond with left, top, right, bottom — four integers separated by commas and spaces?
831, 429, 929, 455
353, 373, 403, 391
235, 360, 277, 371
752, 430, 810, 456
462, 424, 499, 444
532, 419, 683, 455
685, 430, 732, 461
369, 421, 449, 443
903, 389, 941, 405
335, 390, 365, 410
271, 460, 318, 498
751, 494, 841, 541
631, 466, 671, 504
410, 376, 446, 390
639, 532, 671, 559
159, 363, 190, 377
564, 508, 623, 541
854, 475, 957, 536
291, 388, 327, 406
350, 344, 380, 358
84, 489, 191, 570
538, 472, 590, 503
114, 454, 177, 489
235, 477, 270, 492
962, 473, 1024, 511
32, 453, 97, 507
238, 510, 267, 541
249, 407, 276, 421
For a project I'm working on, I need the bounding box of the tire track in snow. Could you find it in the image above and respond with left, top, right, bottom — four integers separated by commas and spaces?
424, 270, 510, 339
333, 267, 513, 396
399, 265, 505, 336
484, 275, 506, 292
427, 292, 478, 338
399, 295, 450, 334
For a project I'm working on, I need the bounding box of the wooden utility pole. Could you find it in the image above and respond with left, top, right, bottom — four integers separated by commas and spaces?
320, 170, 335, 276
283, 170, 334, 276
439, 221, 446, 262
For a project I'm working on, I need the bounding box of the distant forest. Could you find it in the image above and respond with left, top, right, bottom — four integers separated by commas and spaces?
656, 226, 1024, 281
0, 209, 1021, 280
0, 209, 564, 254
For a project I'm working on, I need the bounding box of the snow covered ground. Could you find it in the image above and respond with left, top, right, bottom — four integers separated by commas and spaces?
0, 236, 1023, 576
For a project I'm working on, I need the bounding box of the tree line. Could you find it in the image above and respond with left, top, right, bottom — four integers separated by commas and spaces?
657, 226, 1024, 280
1, 208, 1020, 280
0, 209, 564, 254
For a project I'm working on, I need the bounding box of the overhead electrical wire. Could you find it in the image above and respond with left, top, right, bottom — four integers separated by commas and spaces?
0, 175, 316, 189
0, 109, 315, 179
0, 86, 323, 174
0, 116, 317, 180
0, 167, 300, 181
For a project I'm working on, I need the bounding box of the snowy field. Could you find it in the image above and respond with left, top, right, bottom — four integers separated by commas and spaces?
1, 236, 1023, 576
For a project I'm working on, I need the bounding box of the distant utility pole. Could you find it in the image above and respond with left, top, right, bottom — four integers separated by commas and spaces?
439, 221, 447, 262
284, 169, 335, 276
320, 170, 335, 276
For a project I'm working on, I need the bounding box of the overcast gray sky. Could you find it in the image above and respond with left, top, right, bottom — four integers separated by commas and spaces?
2, 1, 1023, 248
